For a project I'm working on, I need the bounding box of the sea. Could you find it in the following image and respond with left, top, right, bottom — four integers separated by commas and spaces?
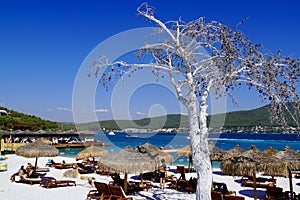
59, 132, 300, 168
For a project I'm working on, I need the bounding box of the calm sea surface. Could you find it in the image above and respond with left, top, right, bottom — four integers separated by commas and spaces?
59, 132, 300, 167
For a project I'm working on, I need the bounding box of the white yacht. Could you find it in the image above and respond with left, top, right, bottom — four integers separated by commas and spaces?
108, 131, 115, 136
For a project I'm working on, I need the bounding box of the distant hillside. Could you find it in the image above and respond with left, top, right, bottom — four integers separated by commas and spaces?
0, 106, 75, 131
0, 103, 298, 132
79, 103, 299, 132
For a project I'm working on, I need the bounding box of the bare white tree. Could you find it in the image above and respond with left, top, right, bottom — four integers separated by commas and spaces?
91, 3, 299, 199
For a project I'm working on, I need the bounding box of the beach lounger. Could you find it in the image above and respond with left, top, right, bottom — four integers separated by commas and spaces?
18, 176, 42, 185
211, 190, 223, 200
265, 187, 284, 200
86, 182, 111, 200
108, 185, 133, 200
241, 176, 275, 188
40, 176, 76, 188
212, 182, 236, 196
97, 182, 111, 200
224, 195, 245, 200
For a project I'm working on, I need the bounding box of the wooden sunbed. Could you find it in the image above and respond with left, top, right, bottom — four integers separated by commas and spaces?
265, 187, 285, 200
224, 195, 245, 200
86, 182, 111, 200
241, 176, 275, 188
19, 176, 42, 185
40, 177, 76, 188
211, 190, 223, 200
108, 185, 133, 200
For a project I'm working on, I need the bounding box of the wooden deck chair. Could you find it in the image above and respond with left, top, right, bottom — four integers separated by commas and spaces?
224, 195, 245, 200
265, 187, 284, 200
86, 188, 100, 200
96, 182, 111, 200
211, 190, 223, 200
108, 185, 133, 200
19, 175, 42, 185
40, 176, 76, 188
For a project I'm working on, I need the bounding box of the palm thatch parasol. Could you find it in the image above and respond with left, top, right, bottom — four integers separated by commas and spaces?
176, 144, 193, 172
262, 146, 278, 156
221, 145, 288, 200
209, 142, 225, 161
136, 142, 174, 164
98, 146, 157, 193
176, 144, 192, 158
40, 137, 52, 145
76, 145, 109, 173
223, 144, 244, 160
275, 146, 300, 171
274, 146, 300, 199
76, 145, 109, 160
15, 138, 59, 171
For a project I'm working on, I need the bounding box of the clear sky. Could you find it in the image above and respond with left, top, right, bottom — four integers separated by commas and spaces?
0, 0, 299, 123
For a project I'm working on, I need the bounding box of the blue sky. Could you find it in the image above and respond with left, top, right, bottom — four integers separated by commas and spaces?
0, 0, 299, 123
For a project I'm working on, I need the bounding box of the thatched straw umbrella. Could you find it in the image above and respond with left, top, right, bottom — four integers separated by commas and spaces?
176, 144, 192, 171
136, 142, 174, 164
76, 145, 109, 173
275, 146, 300, 171
209, 142, 225, 161
262, 146, 278, 156
274, 146, 300, 199
40, 137, 52, 145
98, 146, 157, 193
15, 138, 59, 171
221, 145, 288, 200
176, 144, 192, 158
223, 144, 244, 160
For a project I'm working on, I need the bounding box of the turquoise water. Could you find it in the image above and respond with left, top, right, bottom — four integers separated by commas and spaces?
59, 132, 300, 167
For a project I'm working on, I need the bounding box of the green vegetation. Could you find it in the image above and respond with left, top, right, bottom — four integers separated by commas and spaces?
81, 104, 299, 132
0, 103, 298, 132
0, 106, 75, 131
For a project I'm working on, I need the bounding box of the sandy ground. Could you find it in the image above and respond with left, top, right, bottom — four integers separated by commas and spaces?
0, 155, 300, 200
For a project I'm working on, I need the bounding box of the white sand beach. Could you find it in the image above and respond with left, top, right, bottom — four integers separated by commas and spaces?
1, 154, 300, 200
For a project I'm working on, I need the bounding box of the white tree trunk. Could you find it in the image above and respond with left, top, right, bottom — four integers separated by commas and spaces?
187, 92, 212, 200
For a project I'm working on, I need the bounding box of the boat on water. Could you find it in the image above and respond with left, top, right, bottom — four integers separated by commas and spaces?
126, 134, 138, 138
108, 131, 115, 136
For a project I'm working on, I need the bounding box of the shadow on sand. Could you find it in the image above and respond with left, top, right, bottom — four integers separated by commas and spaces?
239, 189, 265, 199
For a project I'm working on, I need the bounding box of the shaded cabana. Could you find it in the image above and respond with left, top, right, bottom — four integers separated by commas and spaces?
15, 138, 59, 171
221, 145, 288, 200
98, 146, 157, 193
136, 142, 173, 164
76, 145, 109, 173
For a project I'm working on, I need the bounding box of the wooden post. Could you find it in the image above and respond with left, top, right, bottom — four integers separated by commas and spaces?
253, 170, 257, 200
124, 173, 128, 194
34, 157, 38, 172
288, 167, 294, 200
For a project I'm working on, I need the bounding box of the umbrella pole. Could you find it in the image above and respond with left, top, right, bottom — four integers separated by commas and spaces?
124, 173, 128, 194
288, 167, 294, 200
253, 170, 257, 200
188, 155, 191, 173
93, 157, 96, 173
34, 157, 38, 172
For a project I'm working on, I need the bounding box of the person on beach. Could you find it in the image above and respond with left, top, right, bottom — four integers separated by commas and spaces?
159, 159, 167, 189
10, 165, 26, 181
